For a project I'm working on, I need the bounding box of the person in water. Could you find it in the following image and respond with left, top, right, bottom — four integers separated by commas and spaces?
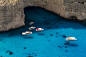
29, 22, 34, 25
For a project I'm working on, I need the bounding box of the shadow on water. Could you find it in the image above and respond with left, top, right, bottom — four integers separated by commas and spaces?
68, 44, 78, 47
37, 33, 45, 35
64, 41, 78, 47
23, 36, 33, 39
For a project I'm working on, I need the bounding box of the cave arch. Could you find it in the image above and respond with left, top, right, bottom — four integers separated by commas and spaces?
0, 0, 86, 32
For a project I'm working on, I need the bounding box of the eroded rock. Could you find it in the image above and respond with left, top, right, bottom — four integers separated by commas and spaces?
0, 0, 86, 31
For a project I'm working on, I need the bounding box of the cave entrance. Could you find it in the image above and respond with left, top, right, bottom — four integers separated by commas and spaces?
24, 6, 64, 29
24, 6, 86, 30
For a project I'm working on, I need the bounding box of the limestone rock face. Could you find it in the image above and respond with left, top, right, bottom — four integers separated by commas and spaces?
0, 0, 86, 31
0, 0, 25, 31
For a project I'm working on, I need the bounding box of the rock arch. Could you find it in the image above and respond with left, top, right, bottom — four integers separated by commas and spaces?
0, 0, 86, 31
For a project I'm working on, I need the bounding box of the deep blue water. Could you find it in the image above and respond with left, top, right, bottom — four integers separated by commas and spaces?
0, 6, 86, 57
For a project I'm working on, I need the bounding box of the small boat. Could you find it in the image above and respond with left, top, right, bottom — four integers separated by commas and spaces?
22, 31, 32, 35
65, 37, 77, 41
29, 26, 36, 30
36, 28, 44, 31
29, 22, 34, 25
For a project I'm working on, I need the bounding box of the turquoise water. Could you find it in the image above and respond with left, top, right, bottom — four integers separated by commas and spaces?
0, 7, 86, 57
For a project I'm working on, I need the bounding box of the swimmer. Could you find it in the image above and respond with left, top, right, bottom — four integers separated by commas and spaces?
29, 22, 34, 25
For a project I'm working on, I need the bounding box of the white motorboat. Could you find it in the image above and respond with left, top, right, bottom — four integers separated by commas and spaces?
65, 37, 77, 41
36, 28, 44, 31
29, 26, 36, 30
22, 31, 32, 35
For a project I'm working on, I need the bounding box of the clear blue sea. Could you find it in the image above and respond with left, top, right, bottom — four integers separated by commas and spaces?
0, 6, 86, 57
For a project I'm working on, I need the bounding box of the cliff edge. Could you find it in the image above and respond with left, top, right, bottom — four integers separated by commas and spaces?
0, 0, 86, 31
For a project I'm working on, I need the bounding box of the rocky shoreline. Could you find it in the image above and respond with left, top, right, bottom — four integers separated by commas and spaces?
0, 0, 86, 31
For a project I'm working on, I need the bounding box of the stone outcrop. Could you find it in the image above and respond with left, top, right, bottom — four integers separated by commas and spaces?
0, 0, 86, 31
0, 0, 25, 31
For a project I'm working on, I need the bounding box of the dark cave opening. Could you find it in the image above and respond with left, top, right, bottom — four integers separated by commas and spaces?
24, 6, 86, 26
1, 6, 86, 33
69, 16, 77, 19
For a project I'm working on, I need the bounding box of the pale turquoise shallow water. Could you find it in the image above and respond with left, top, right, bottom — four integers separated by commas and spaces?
0, 7, 86, 57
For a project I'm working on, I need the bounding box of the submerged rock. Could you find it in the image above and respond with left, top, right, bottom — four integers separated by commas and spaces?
55, 26, 58, 28
65, 50, 68, 52
64, 42, 70, 45
32, 53, 34, 54
65, 27, 67, 28
0, 39, 3, 41
59, 35, 61, 36
43, 17, 46, 19
9, 51, 13, 55
56, 32, 58, 34
56, 36, 58, 37
48, 40, 50, 42
50, 34, 53, 36
35, 53, 37, 56
6, 50, 13, 55
58, 46, 62, 48
6, 50, 10, 53
24, 47, 26, 49
27, 53, 37, 57
28, 54, 30, 55
65, 46, 68, 48
27, 56, 33, 57
62, 35, 66, 38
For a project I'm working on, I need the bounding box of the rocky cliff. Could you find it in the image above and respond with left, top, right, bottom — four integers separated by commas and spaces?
0, 0, 86, 31
0, 0, 25, 31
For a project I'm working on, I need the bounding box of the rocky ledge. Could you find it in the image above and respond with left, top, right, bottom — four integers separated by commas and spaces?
0, 0, 86, 31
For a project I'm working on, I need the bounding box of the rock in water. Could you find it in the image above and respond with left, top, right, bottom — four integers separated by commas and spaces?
62, 35, 66, 38
0, 39, 3, 41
